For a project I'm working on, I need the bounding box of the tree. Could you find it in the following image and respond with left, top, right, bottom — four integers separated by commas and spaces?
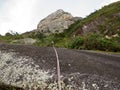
5, 32, 13, 36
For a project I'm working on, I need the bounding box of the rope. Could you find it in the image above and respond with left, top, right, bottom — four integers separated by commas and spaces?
52, 41, 61, 90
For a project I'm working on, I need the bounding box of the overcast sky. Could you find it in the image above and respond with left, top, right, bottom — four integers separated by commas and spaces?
0, 0, 119, 35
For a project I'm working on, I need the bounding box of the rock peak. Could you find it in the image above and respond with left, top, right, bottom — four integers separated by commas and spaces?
47, 9, 70, 18
56, 9, 64, 13
36, 10, 81, 35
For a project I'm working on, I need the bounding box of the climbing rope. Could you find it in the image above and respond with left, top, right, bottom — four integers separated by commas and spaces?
52, 41, 61, 90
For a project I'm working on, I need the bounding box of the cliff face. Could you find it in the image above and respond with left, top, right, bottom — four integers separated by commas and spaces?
37, 9, 81, 35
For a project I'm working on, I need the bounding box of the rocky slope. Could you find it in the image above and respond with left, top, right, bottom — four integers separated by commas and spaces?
0, 44, 120, 90
37, 9, 81, 35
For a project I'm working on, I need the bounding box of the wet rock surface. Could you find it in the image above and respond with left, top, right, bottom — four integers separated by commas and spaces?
0, 44, 120, 90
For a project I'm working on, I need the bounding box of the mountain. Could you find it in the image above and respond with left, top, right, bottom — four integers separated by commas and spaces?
0, 1, 120, 52
37, 9, 81, 35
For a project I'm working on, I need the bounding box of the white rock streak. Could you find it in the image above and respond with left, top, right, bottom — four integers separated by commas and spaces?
0, 51, 53, 89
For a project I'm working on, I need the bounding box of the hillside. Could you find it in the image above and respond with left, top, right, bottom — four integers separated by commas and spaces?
67, 1, 120, 51
74, 1, 120, 36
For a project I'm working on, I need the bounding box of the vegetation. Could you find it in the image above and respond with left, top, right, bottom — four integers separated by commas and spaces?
0, 31, 23, 43
33, 33, 67, 47
66, 36, 85, 49
66, 33, 120, 52
81, 1, 120, 24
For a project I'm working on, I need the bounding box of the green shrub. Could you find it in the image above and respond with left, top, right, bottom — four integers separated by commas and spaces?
84, 33, 102, 50
67, 36, 84, 49
33, 33, 64, 47
0, 32, 23, 43
28, 32, 45, 39
84, 33, 120, 52
66, 33, 120, 52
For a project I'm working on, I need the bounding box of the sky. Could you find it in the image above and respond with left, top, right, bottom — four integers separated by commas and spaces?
0, 0, 119, 35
